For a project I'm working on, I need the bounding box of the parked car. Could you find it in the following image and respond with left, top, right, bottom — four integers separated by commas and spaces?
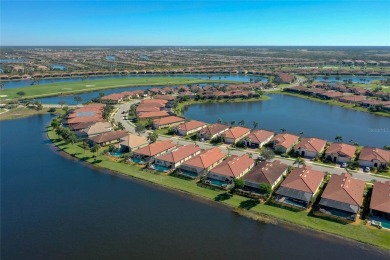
364, 167, 370, 172
341, 163, 348, 168
257, 156, 266, 161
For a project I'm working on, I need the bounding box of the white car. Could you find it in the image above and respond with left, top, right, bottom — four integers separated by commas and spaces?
341, 163, 348, 168
364, 167, 370, 173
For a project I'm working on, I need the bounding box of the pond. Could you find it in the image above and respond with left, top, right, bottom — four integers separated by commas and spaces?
182, 94, 390, 148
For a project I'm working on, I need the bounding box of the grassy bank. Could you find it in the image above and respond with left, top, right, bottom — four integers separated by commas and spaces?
270, 90, 390, 117
0, 107, 50, 121
174, 95, 270, 115
47, 125, 390, 251
1, 77, 237, 100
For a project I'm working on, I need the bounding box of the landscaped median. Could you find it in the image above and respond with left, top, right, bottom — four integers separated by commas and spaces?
1, 77, 237, 100
47, 125, 390, 251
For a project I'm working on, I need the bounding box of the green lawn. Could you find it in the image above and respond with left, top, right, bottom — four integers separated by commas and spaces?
47, 125, 390, 251
174, 95, 270, 115
1, 77, 237, 100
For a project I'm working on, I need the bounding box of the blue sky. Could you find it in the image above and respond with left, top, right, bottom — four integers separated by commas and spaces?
1, 0, 389, 46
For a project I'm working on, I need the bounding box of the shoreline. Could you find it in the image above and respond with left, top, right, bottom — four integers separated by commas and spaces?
174, 95, 270, 115
269, 90, 390, 118
46, 124, 390, 251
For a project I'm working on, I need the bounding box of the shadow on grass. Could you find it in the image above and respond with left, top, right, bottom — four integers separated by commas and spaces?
239, 199, 260, 210
91, 159, 103, 164
214, 192, 232, 202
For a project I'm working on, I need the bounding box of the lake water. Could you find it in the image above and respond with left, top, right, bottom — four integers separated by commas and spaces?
183, 94, 390, 148
1, 115, 389, 259
2, 74, 267, 89
51, 64, 67, 70
314, 75, 386, 84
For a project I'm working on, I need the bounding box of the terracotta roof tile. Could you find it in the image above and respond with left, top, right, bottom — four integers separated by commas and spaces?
133, 140, 176, 157
182, 148, 226, 169
154, 144, 201, 163
280, 166, 324, 193
321, 173, 365, 206
370, 181, 390, 214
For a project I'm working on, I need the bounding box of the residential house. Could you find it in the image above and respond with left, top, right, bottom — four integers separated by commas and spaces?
152, 116, 186, 129
118, 134, 149, 153
318, 173, 365, 221
175, 120, 207, 136
88, 130, 129, 146
153, 144, 201, 170
138, 111, 170, 120
325, 143, 357, 163
246, 130, 275, 148
78, 121, 112, 138
243, 160, 289, 190
223, 126, 251, 144
369, 181, 390, 222
197, 123, 229, 140
359, 147, 390, 169
270, 133, 300, 154
295, 138, 327, 158
178, 148, 227, 178
207, 154, 255, 183
132, 140, 177, 163
275, 166, 325, 209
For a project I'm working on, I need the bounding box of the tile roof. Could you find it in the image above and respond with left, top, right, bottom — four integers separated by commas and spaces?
370, 181, 390, 214
138, 111, 170, 119
153, 116, 186, 126
182, 148, 226, 169
89, 130, 129, 144
271, 133, 300, 149
248, 129, 275, 144
280, 166, 325, 193
296, 138, 327, 153
243, 160, 289, 185
120, 134, 148, 149
223, 126, 251, 139
81, 121, 112, 135
325, 143, 357, 158
359, 147, 390, 163
133, 140, 176, 157
154, 144, 201, 163
176, 120, 207, 132
199, 123, 229, 136
210, 154, 255, 178
321, 173, 365, 206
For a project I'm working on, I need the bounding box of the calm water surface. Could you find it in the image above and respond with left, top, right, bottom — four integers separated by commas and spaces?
1, 115, 389, 259
183, 94, 390, 147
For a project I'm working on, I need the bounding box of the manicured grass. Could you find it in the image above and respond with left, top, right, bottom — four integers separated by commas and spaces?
0, 107, 49, 121
270, 91, 390, 117
48, 125, 390, 251
1, 77, 237, 100
174, 95, 270, 115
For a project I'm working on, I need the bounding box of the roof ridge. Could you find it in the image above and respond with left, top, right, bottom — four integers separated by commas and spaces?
299, 168, 316, 193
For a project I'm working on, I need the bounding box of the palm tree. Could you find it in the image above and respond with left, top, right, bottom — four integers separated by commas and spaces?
335, 135, 343, 143
238, 120, 245, 126
217, 118, 222, 124
230, 121, 236, 127
299, 131, 304, 138
252, 121, 258, 130
280, 128, 286, 133
0, 82, 4, 91
293, 157, 305, 168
